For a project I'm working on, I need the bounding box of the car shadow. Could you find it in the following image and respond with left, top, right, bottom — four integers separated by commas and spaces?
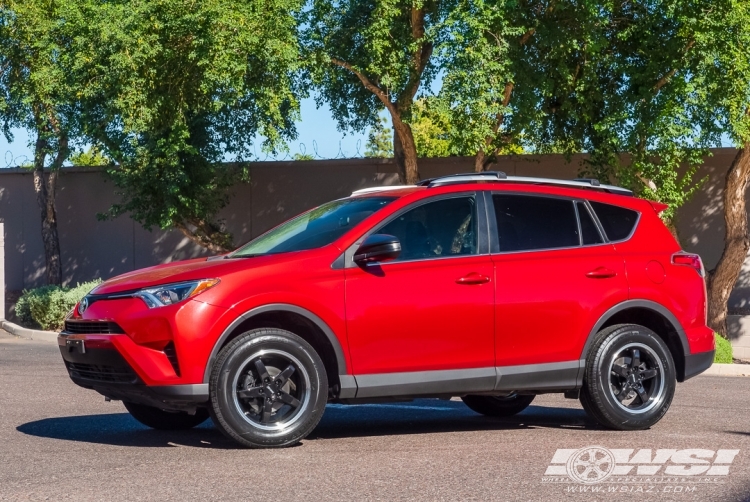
16, 400, 600, 448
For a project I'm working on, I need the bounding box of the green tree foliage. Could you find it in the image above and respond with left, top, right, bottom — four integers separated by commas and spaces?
0, 0, 80, 285
303, 0, 460, 184
364, 116, 393, 158
70, 145, 110, 167
71, 0, 304, 252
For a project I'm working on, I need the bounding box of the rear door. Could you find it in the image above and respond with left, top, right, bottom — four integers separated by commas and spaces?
490, 194, 629, 366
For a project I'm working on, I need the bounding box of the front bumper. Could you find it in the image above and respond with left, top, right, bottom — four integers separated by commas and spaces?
58, 334, 208, 411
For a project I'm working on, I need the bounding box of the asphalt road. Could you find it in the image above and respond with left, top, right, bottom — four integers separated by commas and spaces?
2, 331, 750, 502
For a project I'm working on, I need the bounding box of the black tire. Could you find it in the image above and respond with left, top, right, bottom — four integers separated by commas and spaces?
580, 323, 676, 431
461, 393, 535, 417
123, 402, 210, 430
208, 328, 328, 448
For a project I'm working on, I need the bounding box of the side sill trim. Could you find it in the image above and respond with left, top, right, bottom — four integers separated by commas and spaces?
352, 360, 583, 399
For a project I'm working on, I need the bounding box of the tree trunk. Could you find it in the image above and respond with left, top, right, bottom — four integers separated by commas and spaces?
475, 149, 487, 173
391, 117, 420, 184
32, 137, 62, 286
707, 142, 750, 337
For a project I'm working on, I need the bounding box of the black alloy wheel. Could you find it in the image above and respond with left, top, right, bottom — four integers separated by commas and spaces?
209, 328, 328, 448
580, 324, 675, 430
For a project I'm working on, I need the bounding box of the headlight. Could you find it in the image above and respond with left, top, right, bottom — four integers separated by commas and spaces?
134, 279, 219, 308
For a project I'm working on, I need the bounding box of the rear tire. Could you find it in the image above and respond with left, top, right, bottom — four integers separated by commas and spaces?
209, 328, 328, 448
580, 323, 676, 430
123, 402, 209, 430
462, 394, 535, 417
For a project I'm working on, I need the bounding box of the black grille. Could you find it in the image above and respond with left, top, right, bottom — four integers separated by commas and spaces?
63, 320, 125, 334
65, 361, 138, 384
163, 342, 180, 377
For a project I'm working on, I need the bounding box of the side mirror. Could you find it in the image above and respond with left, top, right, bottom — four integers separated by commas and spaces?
353, 234, 401, 265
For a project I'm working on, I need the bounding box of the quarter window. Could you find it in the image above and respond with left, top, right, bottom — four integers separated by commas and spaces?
376, 196, 477, 261
589, 201, 639, 241
493, 194, 579, 252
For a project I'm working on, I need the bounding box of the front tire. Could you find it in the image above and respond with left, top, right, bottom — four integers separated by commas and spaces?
123, 402, 209, 430
209, 328, 328, 448
580, 324, 676, 430
462, 394, 535, 417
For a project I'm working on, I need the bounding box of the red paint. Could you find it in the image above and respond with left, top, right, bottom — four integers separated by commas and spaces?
63, 181, 714, 388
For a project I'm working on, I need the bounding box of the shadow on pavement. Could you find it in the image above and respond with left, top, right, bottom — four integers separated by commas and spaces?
17, 399, 598, 448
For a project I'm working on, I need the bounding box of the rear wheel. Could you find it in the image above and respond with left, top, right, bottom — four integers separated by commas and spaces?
580, 323, 676, 430
209, 328, 328, 448
462, 393, 535, 417
123, 402, 209, 430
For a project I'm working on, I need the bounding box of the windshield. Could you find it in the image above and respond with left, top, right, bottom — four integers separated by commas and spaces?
231, 196, 396, 257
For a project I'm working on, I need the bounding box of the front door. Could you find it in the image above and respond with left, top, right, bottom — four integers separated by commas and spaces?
345, 194, 495, 379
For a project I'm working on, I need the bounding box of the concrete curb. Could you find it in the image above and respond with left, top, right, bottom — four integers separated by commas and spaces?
702, 363, 750, 377
0, 320, 59, 343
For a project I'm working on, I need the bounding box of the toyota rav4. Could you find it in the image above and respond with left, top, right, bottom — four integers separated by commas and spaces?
59, 172, 715, 448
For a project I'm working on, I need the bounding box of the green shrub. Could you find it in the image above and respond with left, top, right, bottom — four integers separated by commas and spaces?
17, 280, 102, 331
14, 292, 35, 326
714, 333, 733, 364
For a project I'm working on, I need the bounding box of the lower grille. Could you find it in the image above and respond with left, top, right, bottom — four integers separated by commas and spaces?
65, 361, 139, 384
63, 320, 125, 334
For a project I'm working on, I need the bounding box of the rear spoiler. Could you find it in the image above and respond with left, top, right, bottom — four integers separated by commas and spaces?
649, 201, 669, 215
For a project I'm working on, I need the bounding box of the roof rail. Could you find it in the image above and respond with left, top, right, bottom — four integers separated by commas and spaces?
351, 185, 414, 196
417, 171, 508, 187
416, 172, 632, 196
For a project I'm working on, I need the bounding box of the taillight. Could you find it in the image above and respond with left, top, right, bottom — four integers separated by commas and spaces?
671, 252, 704, 277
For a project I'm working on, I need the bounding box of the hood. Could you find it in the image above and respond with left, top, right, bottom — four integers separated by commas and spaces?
91, 256, 263, 295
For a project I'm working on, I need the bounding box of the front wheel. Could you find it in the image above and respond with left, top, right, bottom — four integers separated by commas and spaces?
580, 323, 676, 430
123, 402, 210, 430
462, 394, 535, 417
208, 328, 328, 448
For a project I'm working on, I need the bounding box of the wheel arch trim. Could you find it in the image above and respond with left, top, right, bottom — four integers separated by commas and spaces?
202, 303, 349, 384
580, 299, 690, 362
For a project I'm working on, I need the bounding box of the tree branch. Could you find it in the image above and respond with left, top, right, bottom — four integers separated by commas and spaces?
330, 57, 398, 116
653, 38, 695, 92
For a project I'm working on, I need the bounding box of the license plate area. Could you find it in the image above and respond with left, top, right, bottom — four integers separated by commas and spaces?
66, 338, 86, 354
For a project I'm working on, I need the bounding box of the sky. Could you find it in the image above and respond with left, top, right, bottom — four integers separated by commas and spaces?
0, 96, 370, 168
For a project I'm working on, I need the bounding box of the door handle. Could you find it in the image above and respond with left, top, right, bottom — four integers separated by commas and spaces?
586, 267, 617, 279
456, 273, 491, 285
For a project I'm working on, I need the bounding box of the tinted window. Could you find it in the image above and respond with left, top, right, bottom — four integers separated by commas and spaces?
233, 197, 395, 257
589, 201, 639, 241
493, 194, 579, 252
577, 202, 604, 245
377, 196, 477, 261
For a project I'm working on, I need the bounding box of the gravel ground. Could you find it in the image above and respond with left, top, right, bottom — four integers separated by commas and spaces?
1, 331, 749, 502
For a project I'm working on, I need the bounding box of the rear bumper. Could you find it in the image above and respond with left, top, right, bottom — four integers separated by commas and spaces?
683, 350, 715, 381
58, 334, 208, 411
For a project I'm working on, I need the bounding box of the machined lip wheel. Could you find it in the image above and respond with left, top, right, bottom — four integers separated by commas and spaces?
231, 349, 311, 432
608, 342, 664, 414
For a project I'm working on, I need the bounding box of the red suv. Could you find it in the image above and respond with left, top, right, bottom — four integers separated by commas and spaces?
59, 172, 715, 448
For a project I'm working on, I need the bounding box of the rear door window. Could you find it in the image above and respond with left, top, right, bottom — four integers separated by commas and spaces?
492, 194, 579, 252
589, 201, 639, 241
577, 202, 604, 245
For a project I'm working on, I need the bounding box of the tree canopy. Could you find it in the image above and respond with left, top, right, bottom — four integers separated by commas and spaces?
70, 0, 304, 252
